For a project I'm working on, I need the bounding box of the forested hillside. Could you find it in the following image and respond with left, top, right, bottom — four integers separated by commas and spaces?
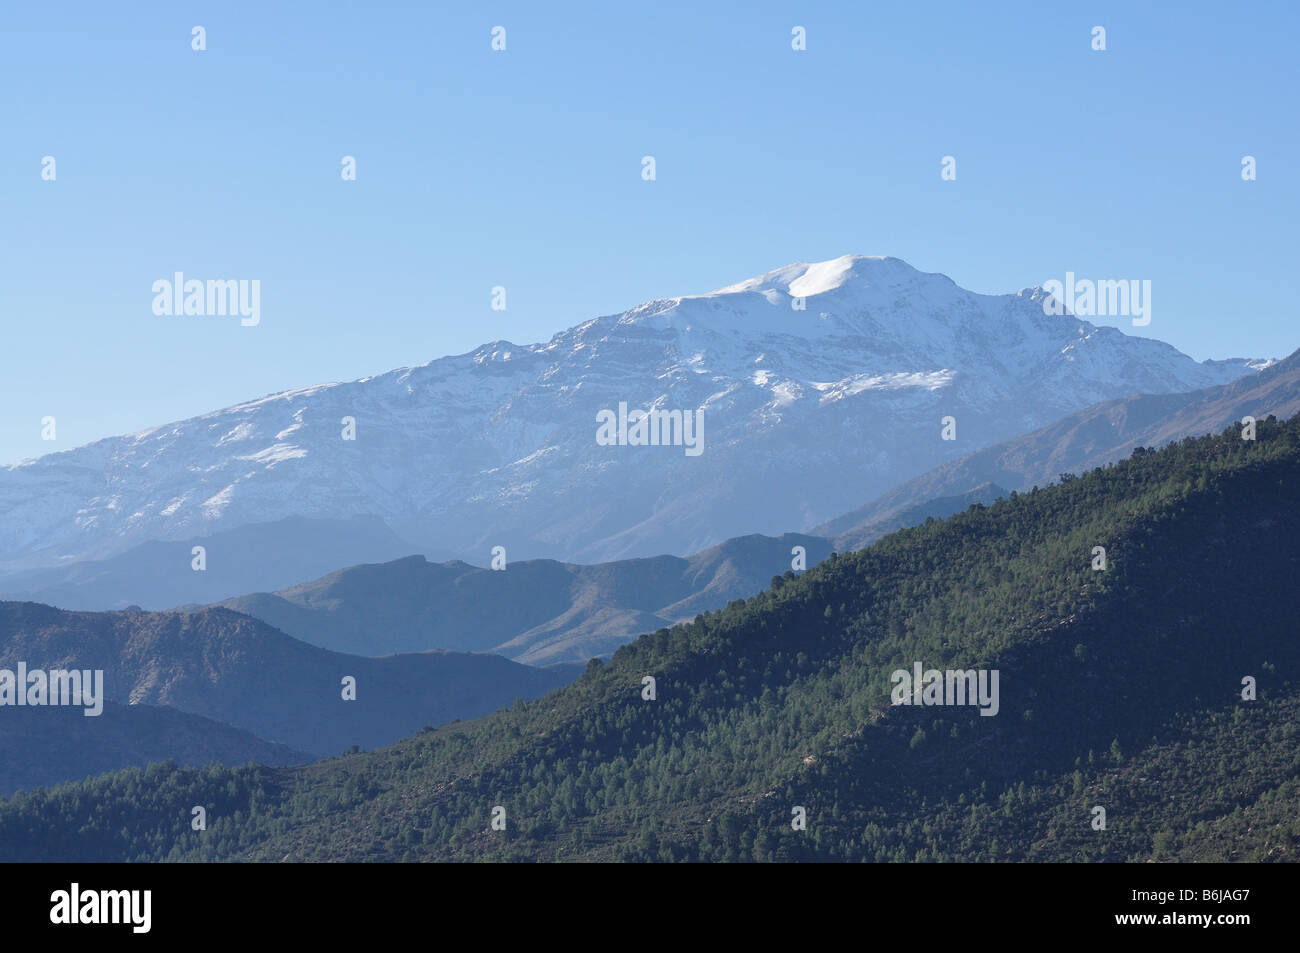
3, 416, 1297, 862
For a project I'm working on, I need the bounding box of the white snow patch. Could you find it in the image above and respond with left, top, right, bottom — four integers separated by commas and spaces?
770, 381, 803, 406
812, 370, 955, 403
216, 422, 256, 446
202, 485, 236, 517
788, 255, 859, 298
236, 444, 308, 467
160, 497, 187, 517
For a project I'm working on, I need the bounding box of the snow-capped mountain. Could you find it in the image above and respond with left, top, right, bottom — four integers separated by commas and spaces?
0, 255, 1269, 571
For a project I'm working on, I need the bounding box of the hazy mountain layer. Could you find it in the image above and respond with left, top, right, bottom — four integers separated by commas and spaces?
212, 533, 834, 665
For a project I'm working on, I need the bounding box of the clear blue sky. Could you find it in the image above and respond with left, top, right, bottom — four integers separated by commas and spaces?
2, 1, 1296, 464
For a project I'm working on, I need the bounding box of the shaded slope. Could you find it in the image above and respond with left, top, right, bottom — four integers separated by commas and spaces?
0, 603, 573, 757
0, 701, 309, 797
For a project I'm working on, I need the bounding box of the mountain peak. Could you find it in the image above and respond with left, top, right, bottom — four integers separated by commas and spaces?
708, 254, 924, 298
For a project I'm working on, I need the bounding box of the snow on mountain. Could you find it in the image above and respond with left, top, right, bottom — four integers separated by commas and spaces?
0, 255, 1266, 571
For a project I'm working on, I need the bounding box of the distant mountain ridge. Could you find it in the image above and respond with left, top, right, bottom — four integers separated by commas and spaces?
0, 255, 1267, 576
211, 533, 834, 665
0, 602, 572, 758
